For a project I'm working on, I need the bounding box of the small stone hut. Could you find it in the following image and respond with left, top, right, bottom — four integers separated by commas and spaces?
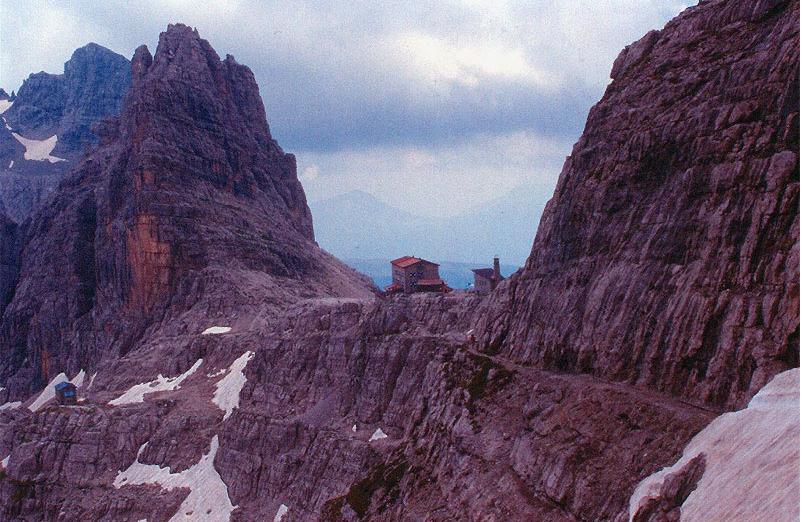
55, 381, 77, 405
472, 257, 504, 294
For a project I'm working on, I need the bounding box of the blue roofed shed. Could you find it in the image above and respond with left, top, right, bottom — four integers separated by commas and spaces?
55, 381, 77, 405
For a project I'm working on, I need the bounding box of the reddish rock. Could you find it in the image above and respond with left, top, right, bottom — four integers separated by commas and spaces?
477, 0, 799, 409
0, 2, 797, 520
0, 24, 374, 399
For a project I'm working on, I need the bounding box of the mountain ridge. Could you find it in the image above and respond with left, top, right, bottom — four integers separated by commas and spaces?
311, 183, 553, 264
0, 3, 797, 520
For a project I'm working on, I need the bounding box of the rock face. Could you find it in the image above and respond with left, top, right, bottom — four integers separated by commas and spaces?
0, 24, 373, 400
0, 207, 19, 317
477, 0, 799, 409
0, 43, 131, 221
0, 2, 798, 521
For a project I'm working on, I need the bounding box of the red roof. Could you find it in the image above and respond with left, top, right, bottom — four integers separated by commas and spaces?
390, 256, 439, 268
384, 283, 403, 293
417, 278, 446, 286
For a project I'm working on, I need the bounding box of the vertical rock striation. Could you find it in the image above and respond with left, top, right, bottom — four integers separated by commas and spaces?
478, 0, 799, 409
0, 3, 797, 520
0, 24, 373, 400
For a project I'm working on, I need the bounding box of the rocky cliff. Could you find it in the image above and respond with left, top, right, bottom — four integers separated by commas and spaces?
0, 206, 19, 318
0, 2, 798, 521
477, 0, 799, 410
0, 43, 131, 221
0, 24, 374, 401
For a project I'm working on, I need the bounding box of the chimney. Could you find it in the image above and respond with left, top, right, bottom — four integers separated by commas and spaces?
492, 257, 501, 290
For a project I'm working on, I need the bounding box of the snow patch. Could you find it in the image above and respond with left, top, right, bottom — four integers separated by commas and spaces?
352, 424, 357, 433
1, 455, 8, 469
274, 504, 289, 522
206, 368, 226, 378
202, 326, 231, 335
0, 401, 21, 410
109, 359, 202, 406
369, 428, 388, 442
629, 368, 800, 521
87, 372, 98, 390
0, 100, 12, 114
213, 351, 254, 420
72, 369, 86, 388
7, 160, 12, 169
12, 133, 66, 162
114, 435, 235, 522
29, 369, 86, 412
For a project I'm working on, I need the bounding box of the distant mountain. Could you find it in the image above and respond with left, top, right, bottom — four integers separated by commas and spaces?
343, 257, 521, 290
0, 43, 131, 221
310, 184, 554, 265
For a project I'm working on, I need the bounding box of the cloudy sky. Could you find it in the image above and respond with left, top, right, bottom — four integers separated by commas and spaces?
1, 0, 689, 217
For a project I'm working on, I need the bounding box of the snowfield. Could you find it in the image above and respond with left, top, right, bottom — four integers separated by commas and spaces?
12, 133, 67, 162
0, 100, 12, 114
29, 370, 86, 412
274, 504, 289, 522
370, 428, 388, 442
109, 359, 202, 406
213, 351, 255, 420
629, 368, 800, 521
202, 326, 231, 335
114, 435, 235, 522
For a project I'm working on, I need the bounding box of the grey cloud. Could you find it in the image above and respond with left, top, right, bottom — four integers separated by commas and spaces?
0, 0, 688, 154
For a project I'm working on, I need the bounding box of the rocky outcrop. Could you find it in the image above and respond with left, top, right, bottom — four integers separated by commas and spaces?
0, 43, 131, 221
0, 294, 713, 521
0, 207, 19, 317
0, 24, 373, 400
477, 0, 800, 409
0, 2, 798, 520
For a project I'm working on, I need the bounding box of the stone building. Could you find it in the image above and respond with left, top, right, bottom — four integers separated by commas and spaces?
387, 256, 448, 293
472, 257, 503, 294
55, 381, 77, 405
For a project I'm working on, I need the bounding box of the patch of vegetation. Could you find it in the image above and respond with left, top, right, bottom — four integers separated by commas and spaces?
10, 479, 35, 503
459, 353, 514, 403
321, 457, 410, 520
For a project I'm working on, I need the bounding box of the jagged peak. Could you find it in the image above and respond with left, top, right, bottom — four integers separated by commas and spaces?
124, 24, 274, 147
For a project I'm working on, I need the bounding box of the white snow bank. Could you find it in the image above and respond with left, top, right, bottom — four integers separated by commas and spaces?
12, 133, 66, 163
206, 368, 226, 378
369, 428, 388, 442
0, 401, 21, 411
114, 435, 235, 522
629, 368, 800, 522
213, 351, 254, 420
29, 369, 86, 412
72, 369, 86, 388
0, 100, 12, 114
202, 326, 231, 335
1, 455, 8, 469
109, 359, 202, 406
274, 504, 289, 522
